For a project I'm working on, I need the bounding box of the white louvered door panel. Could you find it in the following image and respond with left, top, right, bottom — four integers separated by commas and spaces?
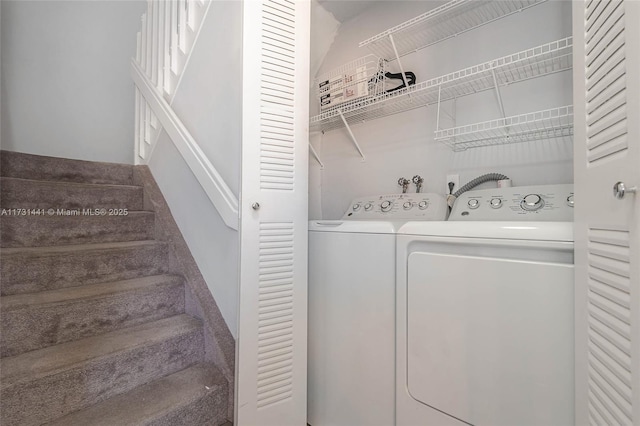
237, 0, 309, 425
573, 1, 640, 425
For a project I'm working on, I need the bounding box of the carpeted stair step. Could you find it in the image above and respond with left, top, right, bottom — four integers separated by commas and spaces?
0, 177, 144, 210
0, 150, 134, 185
0, 241, 169, 296
1, 275, 186, 357
47, 363, 229, 426
0, 211, 155, 248
0, 314, 204, 426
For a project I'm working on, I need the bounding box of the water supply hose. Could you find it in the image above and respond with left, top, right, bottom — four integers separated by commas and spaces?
446, 173, 510, 208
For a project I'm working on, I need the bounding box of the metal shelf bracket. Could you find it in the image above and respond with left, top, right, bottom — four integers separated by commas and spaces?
309, 142, 324, 169
388, 34, 410, 90
491, 68, 506, 119
338, 109, 366, 161
436, 84, 443, 131
436, 85, 456, 132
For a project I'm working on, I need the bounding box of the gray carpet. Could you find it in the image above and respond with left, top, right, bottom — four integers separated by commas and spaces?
0, 151, 230, 426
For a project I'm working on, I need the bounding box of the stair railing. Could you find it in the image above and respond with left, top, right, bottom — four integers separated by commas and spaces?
132, 0, 239, 230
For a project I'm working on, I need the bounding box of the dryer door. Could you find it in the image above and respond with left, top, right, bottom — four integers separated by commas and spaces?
406, 248, 574, 426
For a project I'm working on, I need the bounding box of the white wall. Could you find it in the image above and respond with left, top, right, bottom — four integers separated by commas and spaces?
310, 1, 340, 79
1, 0, 145, 163
310, 0, 574, 219
309, 0, 341, 220
148, 1, 242, 337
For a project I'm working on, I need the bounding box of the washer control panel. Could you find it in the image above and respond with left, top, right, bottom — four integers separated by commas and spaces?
449, 184, 574, 221
342, 193, 448, 221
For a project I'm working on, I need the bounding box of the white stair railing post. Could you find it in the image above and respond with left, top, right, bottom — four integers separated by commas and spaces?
135, 0, 211, 164
163, 0, 172, 95
132, 0, 238, 230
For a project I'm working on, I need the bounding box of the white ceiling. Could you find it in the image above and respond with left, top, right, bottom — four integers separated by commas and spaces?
316, 0, 379, 23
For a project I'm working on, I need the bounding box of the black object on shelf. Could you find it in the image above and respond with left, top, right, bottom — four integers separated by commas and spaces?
385, 71, 416, 93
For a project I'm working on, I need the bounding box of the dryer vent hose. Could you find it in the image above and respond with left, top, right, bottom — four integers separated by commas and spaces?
453, 173, 510, 197
447, 173, 510, 208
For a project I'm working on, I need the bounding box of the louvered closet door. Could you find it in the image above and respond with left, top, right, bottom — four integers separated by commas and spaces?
573, 1, 640, 425
236, 0, 310, 425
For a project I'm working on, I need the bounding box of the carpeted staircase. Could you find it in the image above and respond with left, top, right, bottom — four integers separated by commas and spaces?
0, 151, 231, 426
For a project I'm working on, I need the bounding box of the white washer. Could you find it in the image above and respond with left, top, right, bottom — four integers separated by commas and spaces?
308, 193, 447, 426
396, 184, 575, 426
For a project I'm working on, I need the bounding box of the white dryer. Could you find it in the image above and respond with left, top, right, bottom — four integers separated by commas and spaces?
396, 184, 575, 426
308, 193, 447, 426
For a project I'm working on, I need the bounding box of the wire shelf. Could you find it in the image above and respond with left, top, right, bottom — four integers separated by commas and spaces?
310, 38, 572, 133
434, 105, 574, 151
315, 55, 387, 113
428, 36, 572, 103
359, 0, 547, 59
310, 82, 429, 132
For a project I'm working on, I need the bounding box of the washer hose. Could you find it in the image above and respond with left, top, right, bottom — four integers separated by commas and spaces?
447, 173, 510, 208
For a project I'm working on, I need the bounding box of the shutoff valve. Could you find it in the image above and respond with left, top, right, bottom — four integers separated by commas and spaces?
398, 178, 410, 194
413, 175, 424, 193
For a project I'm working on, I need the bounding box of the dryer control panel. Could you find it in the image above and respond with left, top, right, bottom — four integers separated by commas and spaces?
449, 184, 574, 221
342, 193, 448, 221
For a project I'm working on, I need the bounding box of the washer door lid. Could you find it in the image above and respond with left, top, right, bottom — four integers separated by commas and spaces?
406, 251, 574, 425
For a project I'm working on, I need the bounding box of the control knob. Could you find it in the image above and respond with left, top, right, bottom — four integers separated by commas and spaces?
468, 199, 480, 209
403, 202, 413, 210
381, 200, 393, 212
353, 203, 362, 211
490, 198, 502, 209
521, 194, 544, 211
418, 201, 428, 210
566, 194, 574, 207
364, 203, 373, 211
